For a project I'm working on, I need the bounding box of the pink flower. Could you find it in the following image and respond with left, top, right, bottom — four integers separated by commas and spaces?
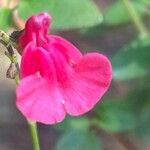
16, 12, 112, 124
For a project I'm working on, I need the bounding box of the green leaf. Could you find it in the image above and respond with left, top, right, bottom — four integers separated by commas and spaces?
56, 130, 102, 150
136, 101, 150, 138
128, 83, 150, 138
141, 0, 150, 5
0, 8, 12, 31
112, 37, 150, 80
54, 116, 90, 131
104, 1, 145, 25
18, 0, 103, 29
94, 100, 136, 132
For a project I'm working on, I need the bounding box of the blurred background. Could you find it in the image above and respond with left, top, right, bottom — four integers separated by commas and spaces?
0, 0, 150, 150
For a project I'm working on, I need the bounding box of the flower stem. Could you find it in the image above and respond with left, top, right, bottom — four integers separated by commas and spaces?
0, 30, 41, 150
122, 0, 149, 38
0, 30, 18, 49
14, 74, 20, 84
28, 121, 41, 150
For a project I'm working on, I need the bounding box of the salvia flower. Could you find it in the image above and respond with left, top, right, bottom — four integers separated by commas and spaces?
16, 12, 112, 124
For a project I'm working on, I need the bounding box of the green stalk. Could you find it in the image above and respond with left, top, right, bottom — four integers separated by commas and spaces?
0, 30, 41, 150
28, 121, 40, 150
0, 30, 18, 49
122, 0, 149, 38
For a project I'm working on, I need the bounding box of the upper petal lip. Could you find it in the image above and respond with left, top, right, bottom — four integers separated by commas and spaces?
26, 12, 51, 31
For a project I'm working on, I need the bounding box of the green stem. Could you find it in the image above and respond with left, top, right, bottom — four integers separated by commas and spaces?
14, 74, 20, 84
122, 0, 149, 38
28, 121, 40, 150
0, 30, 41, 150
0, 30, 19, 50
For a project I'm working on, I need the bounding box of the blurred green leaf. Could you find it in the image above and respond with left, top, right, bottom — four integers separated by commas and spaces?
137, 0, 150, 15
0, 8, 12, 31
80, 25, 103, 37
104, 1, 145, 25
112, 37, 150, 80
141, 0, 150, 5
54, 116, 90, 131
128, 83, 150, 137
136, 101, 150, 138
18, 0, 103, 29
56, 130, 102, 150
94, 100, 136, 132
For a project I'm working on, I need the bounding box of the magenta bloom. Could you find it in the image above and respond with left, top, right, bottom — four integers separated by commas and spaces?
16, 13, 112, 124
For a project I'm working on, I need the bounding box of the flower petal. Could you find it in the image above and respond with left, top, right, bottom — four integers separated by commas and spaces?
19, 12, 51, 49
20, 42, 39, 78
48, 35, 82, 64
20, 43, 57, 85
61, 53, 112, 115
16, 75, 66, 124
